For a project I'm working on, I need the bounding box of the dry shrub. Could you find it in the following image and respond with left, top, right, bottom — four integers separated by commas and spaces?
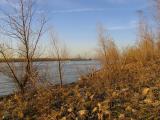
137, 35, 155, 62
97, 25, 124, 89
88, 21, 160, 90
0, 85, 55, 119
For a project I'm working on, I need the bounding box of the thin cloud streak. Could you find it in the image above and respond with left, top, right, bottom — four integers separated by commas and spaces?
108, 20, 137, 30
51, 8, 106, 14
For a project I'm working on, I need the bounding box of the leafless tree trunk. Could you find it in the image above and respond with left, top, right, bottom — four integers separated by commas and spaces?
0, 0, 46, 93
50, 30, 69, 88
97, 24, 119, 66
0, 44, 25, 92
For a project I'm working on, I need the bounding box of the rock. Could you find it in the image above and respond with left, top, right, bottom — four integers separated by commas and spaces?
90, 94, 94, 100
142, 88, 150, 96
125, 106, 132, 111
131, 109, 137, 113
97, 103, 102, 110
78, 110, 88, 116
112, 91, 119, 98
121, 88, 129, 93
92, 107, 98, 113
67, 108, 72, 113
119, 114, 125, 119
78, 77, 82, 81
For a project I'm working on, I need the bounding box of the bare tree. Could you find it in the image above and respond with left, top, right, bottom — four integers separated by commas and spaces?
49, 30, 69, 88
0, 0, 46, 93
97, 24, 119, 66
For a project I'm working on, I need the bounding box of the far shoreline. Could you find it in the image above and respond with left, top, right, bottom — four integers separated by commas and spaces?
0, 58, 97, 63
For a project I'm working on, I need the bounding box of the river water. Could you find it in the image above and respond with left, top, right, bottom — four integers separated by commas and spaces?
0, 60, 100, 96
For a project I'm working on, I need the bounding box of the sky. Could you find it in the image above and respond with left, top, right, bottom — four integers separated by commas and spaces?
0, 0, 153, 57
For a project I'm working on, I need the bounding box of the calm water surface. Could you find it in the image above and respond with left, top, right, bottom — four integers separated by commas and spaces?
0, 60, 100, 96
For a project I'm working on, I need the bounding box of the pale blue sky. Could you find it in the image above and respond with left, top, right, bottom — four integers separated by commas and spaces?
0, 0, 152, 56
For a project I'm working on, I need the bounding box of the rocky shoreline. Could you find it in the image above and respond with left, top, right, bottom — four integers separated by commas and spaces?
0, 74, 159, 120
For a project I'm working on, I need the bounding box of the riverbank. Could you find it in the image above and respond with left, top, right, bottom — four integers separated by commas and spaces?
0, 58, 160, 119
0, 64, 160, 120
